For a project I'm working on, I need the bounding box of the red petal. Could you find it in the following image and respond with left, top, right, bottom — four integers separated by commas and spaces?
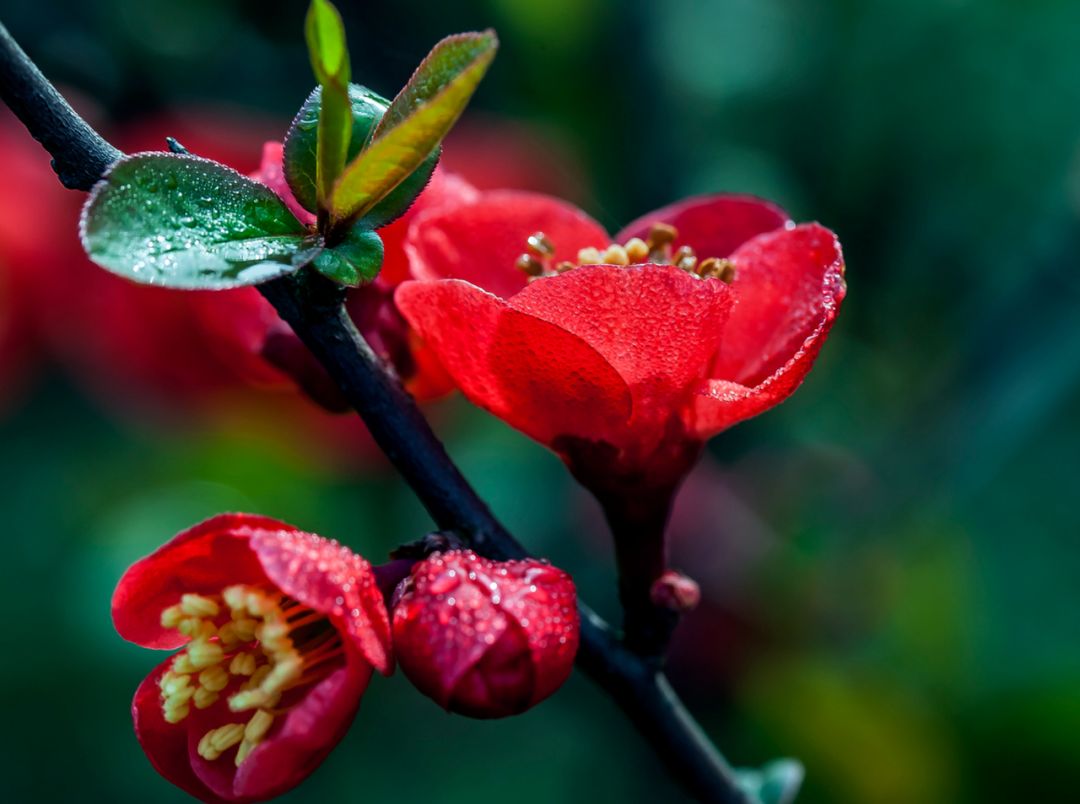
133, 657, 230, 804
684, 226, 846, 438
248, 528, 393, 675
395, 279, 633, 447
404, 191, 610, 300
712, 223, 846, 387
376, 167, 479, 288
614, 193, 789, 260
187, 289, 294, 389
188, 641, 373, 803
112, 514, 287, 650
509, 264, 734, 438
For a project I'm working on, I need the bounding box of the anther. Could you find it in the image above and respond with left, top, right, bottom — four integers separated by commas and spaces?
200, 665, 229, 692
696, 257, 735, 283
164, 702, 190, 724
160, 672, 191, 697
526, 232, 555, 257
230, 652, 257, 676
217, 622, 239, 645
171, 653, 198, 674
187, 639, 224, 671
646, 222, 678, 248
161, 605, 185, 629
193, 687, 219, 709
577, 247, 603, 265
223, 585, 248, 614
555, 261, 576, 273
233, 618, 258, 642
623, 238, 649, 263
210, 723, 246, 752
245, 710, 274, 743
181, 594, 219, 618
515, 254, 545, 277
602, 244, 630, 266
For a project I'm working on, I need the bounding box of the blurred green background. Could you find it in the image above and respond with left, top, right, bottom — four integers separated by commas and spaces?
2, 0, 1079, 802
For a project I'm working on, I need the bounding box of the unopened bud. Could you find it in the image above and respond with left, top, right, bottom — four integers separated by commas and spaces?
649, 571, 700, 613
393, 550, 580, 719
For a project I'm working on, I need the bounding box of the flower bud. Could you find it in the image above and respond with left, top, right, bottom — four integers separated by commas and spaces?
392, 550, 579, 719
649, 570, 701, 613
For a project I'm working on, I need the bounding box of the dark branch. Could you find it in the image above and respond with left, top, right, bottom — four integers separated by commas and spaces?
0, 22, 122, 190
0, 24, 754, 804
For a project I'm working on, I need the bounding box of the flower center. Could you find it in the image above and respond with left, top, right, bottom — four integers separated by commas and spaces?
514, 222, 735, 283
158, 588, 344, 766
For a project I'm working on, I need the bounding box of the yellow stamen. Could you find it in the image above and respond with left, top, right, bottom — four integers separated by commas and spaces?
230, 652, 257, 676
199, 665, 229, 692
602, 244, 630, 266
171, 653, 198, 675
577, 247, 603, 265
646, 222, 678, 248
515, 254, 545, 277
555, 261, 575, 273
210, 723, 246, 753
245, 710, 274, 743
177, 617, 202, 638
197, 730, 217, 760
193, 687, 219, 709
180, 594, 219, 618
624, 237, 649, 263
164, 701, 190, 724
186, 639, 224, 671
233, 618, 258, 642
235, 738, 256, 766
696, 257, 735, 283
160, 672, 191, 697
223, 585, 248, 614
161, 605, 185, 629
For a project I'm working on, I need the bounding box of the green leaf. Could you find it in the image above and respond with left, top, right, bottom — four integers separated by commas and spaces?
81, 153, 319, 289
305, 0, 349, 85
305, 0, 352, 209
327, 29, 498, 227
312, 226, 384, 286
282, 84, 439, 227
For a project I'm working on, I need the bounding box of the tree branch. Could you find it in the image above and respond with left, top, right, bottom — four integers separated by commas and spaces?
0, 21, 754, 803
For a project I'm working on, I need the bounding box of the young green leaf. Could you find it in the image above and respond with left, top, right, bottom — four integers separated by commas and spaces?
282, 84, 439, 227
311, 227, 384, 286
327, 30, 498, 229
81, 153, 320, 289
305, 0, 352, 208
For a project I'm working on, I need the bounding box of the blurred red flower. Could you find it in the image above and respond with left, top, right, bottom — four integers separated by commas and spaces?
112, 513, 391, 804
391, 550, 579, 719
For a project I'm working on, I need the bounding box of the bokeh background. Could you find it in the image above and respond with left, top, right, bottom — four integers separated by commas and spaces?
1, 0, 1078, 802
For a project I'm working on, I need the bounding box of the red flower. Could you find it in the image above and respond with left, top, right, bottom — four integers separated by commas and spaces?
112, 514, 392, 804
395, 192, 846, 495
391, 550, 579, 719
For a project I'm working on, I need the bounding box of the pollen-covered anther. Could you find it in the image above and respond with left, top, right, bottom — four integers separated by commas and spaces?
193, 686, 219, 709
577, 246, 603, 265
555, 261, 575, 273
602, 244, 629, 266
624, 237, 649, 262
180, 593, 219, 618
646, 222, 678, 248
197, 723, 246, 761
230, 652, 257, 676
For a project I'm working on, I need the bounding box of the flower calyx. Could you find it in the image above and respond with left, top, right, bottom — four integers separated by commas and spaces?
513, 222, 735, 283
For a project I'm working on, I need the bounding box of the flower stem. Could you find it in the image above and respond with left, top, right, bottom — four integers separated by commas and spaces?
0, 23, 755, 804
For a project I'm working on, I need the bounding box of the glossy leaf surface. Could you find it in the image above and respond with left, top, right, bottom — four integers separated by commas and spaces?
328, 30, 498, 225
82, 153, 318, 289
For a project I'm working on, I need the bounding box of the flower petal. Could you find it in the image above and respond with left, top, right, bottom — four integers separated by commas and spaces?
713, 223, 846, 387
247, 527, 393, 675
396, 279, 633, 447
112, 514, 287, 650
614, 193, 789, 261
133, 657, 230, 804
508, 264, 734, 435
404, 190, 610, 300
684, 228, 846, 438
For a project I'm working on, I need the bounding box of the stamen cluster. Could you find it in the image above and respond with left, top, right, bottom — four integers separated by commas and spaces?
157, 586, 344, 767
514, 222, 735, 282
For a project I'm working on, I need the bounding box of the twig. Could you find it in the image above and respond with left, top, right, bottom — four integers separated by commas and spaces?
0, 20, 754, 803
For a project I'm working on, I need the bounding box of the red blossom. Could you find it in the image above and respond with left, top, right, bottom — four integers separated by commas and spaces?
113, 514, 391, 804
395, 192, 846, 494
391, 550, 579, 719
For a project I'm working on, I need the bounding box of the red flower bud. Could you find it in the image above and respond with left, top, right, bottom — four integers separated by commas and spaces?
650, 570, 701, 613
392, 550, 579, 719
